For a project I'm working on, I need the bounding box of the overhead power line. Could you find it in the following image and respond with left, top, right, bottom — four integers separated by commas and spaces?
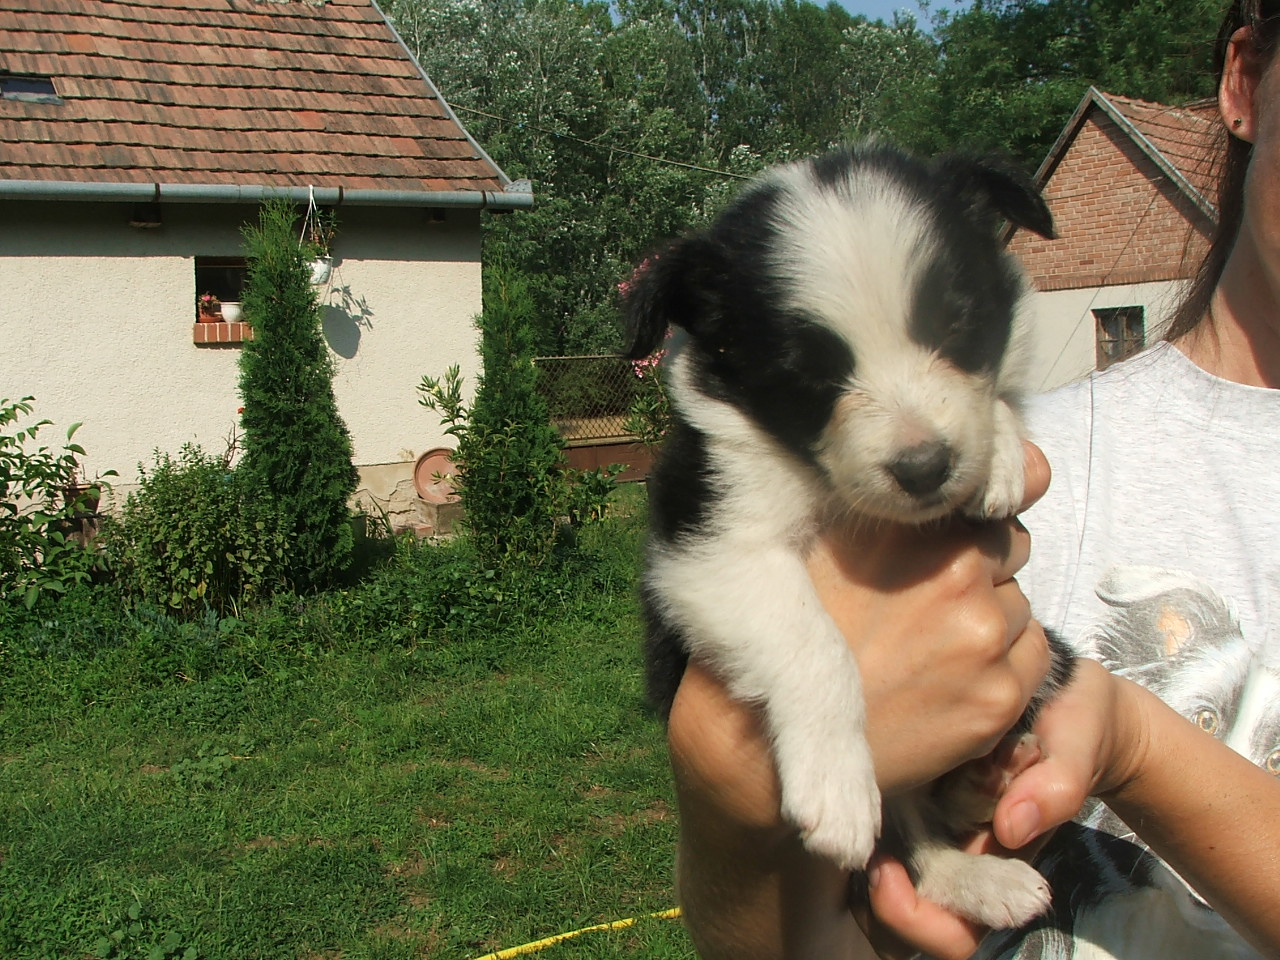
450, 103, 755, 180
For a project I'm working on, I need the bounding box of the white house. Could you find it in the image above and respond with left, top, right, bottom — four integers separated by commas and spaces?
0, 0, 529, 531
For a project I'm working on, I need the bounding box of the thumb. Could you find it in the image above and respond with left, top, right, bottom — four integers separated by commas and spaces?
993, 659, 1121, 849
992, 758, 1090, 850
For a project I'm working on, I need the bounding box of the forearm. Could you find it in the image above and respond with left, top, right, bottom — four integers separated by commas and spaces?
1103, 679, 1280, 954
673, 810, 866, 960
668, 665, 874, 960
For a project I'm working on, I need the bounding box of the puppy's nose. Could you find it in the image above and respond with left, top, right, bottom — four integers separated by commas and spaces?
887, 440, 953, 498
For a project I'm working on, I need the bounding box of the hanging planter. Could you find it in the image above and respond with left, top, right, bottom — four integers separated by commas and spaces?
309, 256, 334, 285
301, 190, 338, 285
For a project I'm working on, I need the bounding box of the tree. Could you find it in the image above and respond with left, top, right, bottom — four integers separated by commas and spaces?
381, 0, 1221, 354
237, 200, 358, 592
928, 0, 1220, 166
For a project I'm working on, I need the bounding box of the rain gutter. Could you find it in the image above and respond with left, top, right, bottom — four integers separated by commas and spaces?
0, 179, 534, 209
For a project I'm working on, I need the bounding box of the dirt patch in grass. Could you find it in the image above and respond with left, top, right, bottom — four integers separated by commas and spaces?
598, 799, 671, 835
388, 850, 427, 877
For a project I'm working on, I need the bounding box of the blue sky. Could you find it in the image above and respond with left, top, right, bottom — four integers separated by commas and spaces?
835, 0, 958, 25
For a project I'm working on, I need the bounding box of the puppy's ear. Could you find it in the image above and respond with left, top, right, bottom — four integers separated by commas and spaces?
621, 237, 716, 360
936, 154, 1057, 240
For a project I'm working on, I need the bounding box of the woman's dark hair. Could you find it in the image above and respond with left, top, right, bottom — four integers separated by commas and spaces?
1167, 0, 1280, 339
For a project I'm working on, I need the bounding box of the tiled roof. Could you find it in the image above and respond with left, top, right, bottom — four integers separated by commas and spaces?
1034, 87, 1222, 221
0, 0, 519, 201
1104, 91, 1221, 211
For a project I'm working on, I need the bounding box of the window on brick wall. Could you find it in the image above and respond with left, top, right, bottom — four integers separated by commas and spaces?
1093, 306, 1145, 370
195, 257, 248, 318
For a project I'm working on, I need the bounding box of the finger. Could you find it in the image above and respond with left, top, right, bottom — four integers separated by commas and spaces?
981, 515, 1032, 585
1019, 441, 1051, 512
1004, 619, 1052, 704
865, 856, 986, 960
959, 819, 1059, 866
993, 578, 1034, 649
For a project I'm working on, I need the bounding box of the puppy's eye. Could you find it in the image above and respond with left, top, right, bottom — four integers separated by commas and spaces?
1192, 707, 1220, 735
1266, 749, 1280, 776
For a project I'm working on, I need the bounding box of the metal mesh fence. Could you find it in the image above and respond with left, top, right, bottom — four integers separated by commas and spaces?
534, 355, 642, 444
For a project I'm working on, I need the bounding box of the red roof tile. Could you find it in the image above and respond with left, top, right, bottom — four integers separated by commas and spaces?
1033, 88, 1222, 222
1104, 92, 1221, 207
0, 0, 516, 200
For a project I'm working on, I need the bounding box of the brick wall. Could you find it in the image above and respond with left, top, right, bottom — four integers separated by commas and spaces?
1009, 111, 1212, 292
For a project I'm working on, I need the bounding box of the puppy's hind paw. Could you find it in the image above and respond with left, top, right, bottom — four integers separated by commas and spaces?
918, 854, 1051, 929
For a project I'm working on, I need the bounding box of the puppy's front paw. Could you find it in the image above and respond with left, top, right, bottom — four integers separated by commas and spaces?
966, 446, 1024, 519
918, 854, 1051, 929
779, 741, 882, 871
966, 473, 1024, 520
966, 400, 1027, 520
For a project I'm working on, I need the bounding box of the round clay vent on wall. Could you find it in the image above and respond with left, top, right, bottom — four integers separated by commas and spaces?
413, 448, 460, 504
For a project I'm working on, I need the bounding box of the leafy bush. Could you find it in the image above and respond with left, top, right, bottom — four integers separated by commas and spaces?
101, 445, 289, 617
0, 396, 113, 609
237, 199, 358, 592
622, 325, 672, 452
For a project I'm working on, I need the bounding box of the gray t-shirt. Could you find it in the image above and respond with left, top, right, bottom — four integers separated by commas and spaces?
978, 343, 1279, 960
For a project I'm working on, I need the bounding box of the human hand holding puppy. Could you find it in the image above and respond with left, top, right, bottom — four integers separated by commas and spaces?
666, 442, 1058, 960
670, 436, 1280, 960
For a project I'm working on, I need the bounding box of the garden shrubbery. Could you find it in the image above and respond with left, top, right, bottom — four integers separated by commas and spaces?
4, 207, 626, 640
100, 444, 290, 618
0, 396, 113, 611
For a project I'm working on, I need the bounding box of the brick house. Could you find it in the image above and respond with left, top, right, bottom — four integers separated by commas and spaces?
1008, 87, 1221, 389
0, 0, 530, 530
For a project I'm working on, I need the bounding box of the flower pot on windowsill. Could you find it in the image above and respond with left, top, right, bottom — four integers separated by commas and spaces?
220, 302, 243, 323
197, 309, 224, 323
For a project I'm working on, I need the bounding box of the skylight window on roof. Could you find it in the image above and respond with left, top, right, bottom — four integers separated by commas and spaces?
1, 75, 62, 104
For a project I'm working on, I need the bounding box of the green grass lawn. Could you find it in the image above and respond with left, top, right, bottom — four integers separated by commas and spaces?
0, 499, 695, 959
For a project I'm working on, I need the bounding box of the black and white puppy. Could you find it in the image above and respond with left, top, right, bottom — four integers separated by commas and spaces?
625, 143, 1073, 927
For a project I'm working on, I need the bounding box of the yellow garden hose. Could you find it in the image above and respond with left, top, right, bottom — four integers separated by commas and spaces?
469, 907, 683, 959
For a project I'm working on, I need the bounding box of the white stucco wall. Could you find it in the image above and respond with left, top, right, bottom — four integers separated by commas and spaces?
1022, 279, 1188, 393
0, 198, 481, 502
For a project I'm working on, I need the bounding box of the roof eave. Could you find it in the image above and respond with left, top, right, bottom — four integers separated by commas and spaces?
0, 179, 534, 210
1088, 88, 1217, 221
1032, 86, 1215, 221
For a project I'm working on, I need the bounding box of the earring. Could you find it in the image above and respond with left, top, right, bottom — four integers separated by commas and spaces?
1234, 117, 1244, 128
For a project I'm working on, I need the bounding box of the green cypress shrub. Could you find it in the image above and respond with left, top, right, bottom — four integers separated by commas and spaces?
419, 264, 569, 567
237, 200, 358, 592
